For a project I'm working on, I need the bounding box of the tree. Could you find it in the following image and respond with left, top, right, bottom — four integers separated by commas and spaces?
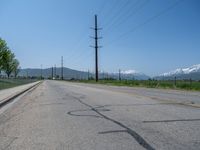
0, 38, 9, 73
0, 38, 8, 57
1, 49, 15, 78
12, 59, 20, 78
0, 38, 20, 78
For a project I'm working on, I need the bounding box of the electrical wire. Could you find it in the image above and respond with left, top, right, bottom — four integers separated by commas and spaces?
104, 0, 150, 35
105, 0, 185, 46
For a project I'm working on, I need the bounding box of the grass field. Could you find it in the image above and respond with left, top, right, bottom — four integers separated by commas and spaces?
0, 78, 38, 90
76, 79, 200, 91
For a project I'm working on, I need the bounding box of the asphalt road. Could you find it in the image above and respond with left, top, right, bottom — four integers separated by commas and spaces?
0, 80, 200, 150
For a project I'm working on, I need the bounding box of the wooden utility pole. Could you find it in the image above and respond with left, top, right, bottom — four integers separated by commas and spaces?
91, 15, 102, 82
40, 64, 43, 79
119, 69, 121, 81
52, 66, 54, 79
61, 56, 63, 80
174, 76, 177, 86
54, 64, 56, 79
88, 70, 90, 80
95, 15, 98, 82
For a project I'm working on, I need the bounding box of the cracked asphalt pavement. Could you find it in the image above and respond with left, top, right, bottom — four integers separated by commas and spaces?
0, 80, 200, 150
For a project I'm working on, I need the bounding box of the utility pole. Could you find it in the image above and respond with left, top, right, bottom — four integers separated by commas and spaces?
88, 70, 90, 80
51, 66, 54, 79
174, 76, 177, 86
40, 64, 43, 79
119, 69, 121, 81
54, 64, 56, 79
61, 56, 63, 80
190, 78, 192, 88
91, 15, 102, 82
107, 72, 109, 79
95, 15, 98, 82
26, 70, 28, 79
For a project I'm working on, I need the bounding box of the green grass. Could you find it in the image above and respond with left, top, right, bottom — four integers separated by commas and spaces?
73, 79, 200, 91
0, 78, 38, 90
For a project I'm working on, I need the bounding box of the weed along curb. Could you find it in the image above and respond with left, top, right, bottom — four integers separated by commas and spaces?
0, 81, 42, 108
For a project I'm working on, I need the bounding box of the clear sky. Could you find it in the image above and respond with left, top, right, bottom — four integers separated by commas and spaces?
0, 0, 199, 76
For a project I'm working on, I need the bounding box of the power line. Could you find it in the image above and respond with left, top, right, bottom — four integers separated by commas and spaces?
101, 0, 127, 27
104, 0, 150, 34
64, 33, 88, 62
105, 0, 185, 46
97, 0, 108, 16
103, 0, 138, 31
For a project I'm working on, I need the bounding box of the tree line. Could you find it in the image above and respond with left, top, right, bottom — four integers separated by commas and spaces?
0, 38, 20, 78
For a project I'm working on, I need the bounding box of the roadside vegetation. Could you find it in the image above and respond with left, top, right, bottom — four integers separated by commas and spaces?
0, 38, 20, 78
0, 78, 37, 90
73, 79, 200, 91
0, 38, 38, 90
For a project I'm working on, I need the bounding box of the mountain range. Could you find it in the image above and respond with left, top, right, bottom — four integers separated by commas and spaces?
17, 64, 200, 80
18, 68, 150, 80
155, 64, 200, 80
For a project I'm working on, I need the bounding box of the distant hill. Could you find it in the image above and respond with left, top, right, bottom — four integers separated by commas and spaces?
18, 68, 150, 80
18, 67, 88, 79
11, 64, 200, 81
155, 64, 200, 80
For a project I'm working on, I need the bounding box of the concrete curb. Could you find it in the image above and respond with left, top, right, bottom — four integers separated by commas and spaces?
0, 81, 42, 108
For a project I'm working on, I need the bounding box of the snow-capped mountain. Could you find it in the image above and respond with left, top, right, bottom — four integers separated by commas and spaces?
161, 64, 200, 76
121, 70, 139, 74
109, 69, 149, 80
156, 64, 200, 80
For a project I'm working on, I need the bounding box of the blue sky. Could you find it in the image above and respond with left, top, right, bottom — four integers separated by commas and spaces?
0, 0, 199, 76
